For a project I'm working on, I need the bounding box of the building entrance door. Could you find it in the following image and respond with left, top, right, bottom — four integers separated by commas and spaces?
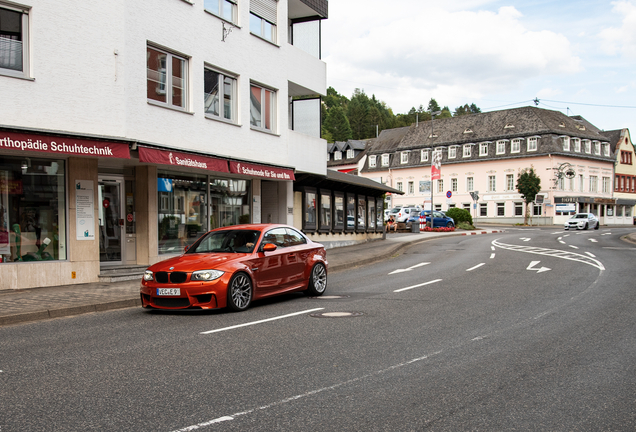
99, 176, 124, 264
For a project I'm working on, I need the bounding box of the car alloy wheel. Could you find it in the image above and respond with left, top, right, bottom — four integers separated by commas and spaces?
228, 273, 252, 311
306, 263, 327, 296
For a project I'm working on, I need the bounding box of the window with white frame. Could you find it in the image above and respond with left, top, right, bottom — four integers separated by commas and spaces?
480, 203, 487, 216
401, 151, 409, 164
421, 149, 429, 162
381, 154, 389, 166
593, 141, 600, 155
479, 142, 489, 156
369, 155, 376, 168
497, 202, 505, 216
147, 45, 188, 109
603, 176, 610, 193
0, 3, 29, 78
334, 151, 342, 160
558, 176, 564, 190
590, 175, 598, 193
448, 146, 457, 159
250, 83, 276, 132
568, 176, 574, 191
451, 178, 457, 192
561, 136, 570, 151
496, 140, 506, 155
506, 174, 514, 191
488, 175, 496, 192
250, 0, 277, 43
579, 174, 585, 192
467, 177, 474, 191
397, 182, 403, 192
511, 139, 521, 153
204, 67, 237, 122
527, 137, 538, 151
573, 138, 581, 152
463, 144, 471, 157
346, 149, 355, 159
515, 202, 523, 216
408, 181, 414, 194
584, 140, 591, 154
603, 143, 610, 157
437, 179, 444, 193
204, 0, 237, 23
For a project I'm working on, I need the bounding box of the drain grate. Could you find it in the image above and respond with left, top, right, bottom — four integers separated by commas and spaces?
310, 311, 363, 318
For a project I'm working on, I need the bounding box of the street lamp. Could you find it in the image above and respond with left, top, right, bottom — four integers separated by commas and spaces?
430, 110, 441, 139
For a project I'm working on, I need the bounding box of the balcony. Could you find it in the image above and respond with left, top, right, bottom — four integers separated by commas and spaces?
288, 0, 328, 59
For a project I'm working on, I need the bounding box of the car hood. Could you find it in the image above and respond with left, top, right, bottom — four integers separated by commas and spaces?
148, 253, 248, 272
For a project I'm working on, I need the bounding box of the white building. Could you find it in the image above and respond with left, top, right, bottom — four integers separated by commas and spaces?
0, 0, 328, 289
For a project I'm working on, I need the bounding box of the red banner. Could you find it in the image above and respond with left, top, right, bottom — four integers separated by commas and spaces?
229, 161, 295, 180
0, 131, 130, 159
431, 150, 442, 180
138, 146, 229, 173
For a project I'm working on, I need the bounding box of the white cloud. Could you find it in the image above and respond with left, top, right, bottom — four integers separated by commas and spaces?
323, 1, 581, 112
599, 1, 636, 58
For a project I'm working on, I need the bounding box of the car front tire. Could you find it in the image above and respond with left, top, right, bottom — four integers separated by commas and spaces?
594, 222, 599, 230
306, 263, 327, 296
446, 222, 454, 228
584, 222, 589, 230
227, 273, 252, 311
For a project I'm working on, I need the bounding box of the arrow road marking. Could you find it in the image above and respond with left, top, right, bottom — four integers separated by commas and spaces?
519, 237, 532, 242
589, 239, 598, 242
492, 239, 605, 271
389, 262, 431, 275
526, 260, 551, 273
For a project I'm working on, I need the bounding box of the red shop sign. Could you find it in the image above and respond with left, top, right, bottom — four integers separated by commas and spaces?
138, 147, 229, 173
0, 131, 130, 159
229, 161, 295, 180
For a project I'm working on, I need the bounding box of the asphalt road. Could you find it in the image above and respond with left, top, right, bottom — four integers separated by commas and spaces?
1, 227, 635, 431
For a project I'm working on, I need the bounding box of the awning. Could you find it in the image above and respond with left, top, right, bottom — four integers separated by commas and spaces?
294, 169, 402, 196
139, 146, 229, 173
338, 168, 356, 173
0, 130, 130, 159
229, 161, 295, 180
617, 198, 636, 206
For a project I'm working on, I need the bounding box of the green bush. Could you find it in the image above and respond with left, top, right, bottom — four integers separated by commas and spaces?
456, 221, 475, 230
445, 208, 473, 226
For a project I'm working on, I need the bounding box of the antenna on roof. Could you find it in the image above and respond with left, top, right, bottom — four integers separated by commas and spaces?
533, 98, 540, 106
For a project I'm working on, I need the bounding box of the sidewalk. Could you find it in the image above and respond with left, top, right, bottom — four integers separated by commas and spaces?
0, 228, 501, 327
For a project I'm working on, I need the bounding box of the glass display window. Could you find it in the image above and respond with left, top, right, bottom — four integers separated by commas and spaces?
0, 156, 66, 263
319, 189, 331, 231
302, 187, 317, 232
345, 193, 356, 231
209, 178, 250, 229
333, 192, 344, 231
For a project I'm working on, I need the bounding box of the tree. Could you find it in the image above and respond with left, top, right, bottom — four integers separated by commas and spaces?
323, 106, 352, 142
427, 98, 441, 114
454, 103, 482, 116
516, 167, 541, 225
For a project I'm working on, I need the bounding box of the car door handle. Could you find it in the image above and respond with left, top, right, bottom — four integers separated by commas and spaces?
251, 268, 258, 272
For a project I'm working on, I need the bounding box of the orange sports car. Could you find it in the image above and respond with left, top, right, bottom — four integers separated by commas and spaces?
140, 224, 328, 311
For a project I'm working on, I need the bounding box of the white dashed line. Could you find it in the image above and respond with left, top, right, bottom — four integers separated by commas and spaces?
394, 279, 442, 293
569, 245, 579, 249
466, 263, 485, 272
490, 253, 495, 259
200, 308, 324, 335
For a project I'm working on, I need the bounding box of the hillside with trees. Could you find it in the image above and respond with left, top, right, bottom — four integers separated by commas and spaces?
320, 87, 481, 142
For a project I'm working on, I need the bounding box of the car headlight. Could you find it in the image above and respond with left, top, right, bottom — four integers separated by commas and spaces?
143, 270, 154, 281
191, 269, 224, 281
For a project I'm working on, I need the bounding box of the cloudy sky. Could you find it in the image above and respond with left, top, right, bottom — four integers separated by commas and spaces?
322, 0, 636, 134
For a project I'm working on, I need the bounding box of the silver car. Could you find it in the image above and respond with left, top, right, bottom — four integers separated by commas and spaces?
564, 213, 599, 230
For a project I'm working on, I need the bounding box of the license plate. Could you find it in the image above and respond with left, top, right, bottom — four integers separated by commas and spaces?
157, 288, 180, 296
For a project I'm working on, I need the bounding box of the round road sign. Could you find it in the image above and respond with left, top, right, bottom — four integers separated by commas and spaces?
446, 190, 452, 199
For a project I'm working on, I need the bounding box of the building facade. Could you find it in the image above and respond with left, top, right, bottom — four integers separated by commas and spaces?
360, 107, 618, 225
605, 128, 636, 224
0, 0, 329, 289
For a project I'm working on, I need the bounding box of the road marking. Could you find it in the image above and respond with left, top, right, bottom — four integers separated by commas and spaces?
490, 253, 495, 259
466, 263, 485, 271
492, 239, 605, 270
589, 239, 598, 242
519, 237, 531, 242
563, 234, 570, 237
394, 279, 442, 293
601, 233, 611, 236
559, 240, 566, 244
603, 247, 636, 250
526, 260, 551, 273
388, 262, 431, 275
569, 245, 579, 249
491, 246, 495, 251
171, 350, 444, 432
200, 308, 324, 335
557, 237, 563, 240
585, 252, 596, 258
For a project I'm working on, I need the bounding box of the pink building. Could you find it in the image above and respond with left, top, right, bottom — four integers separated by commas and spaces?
360, 106, 620, 225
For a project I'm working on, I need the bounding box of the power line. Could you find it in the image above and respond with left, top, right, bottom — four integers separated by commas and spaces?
541, 99, 636, 109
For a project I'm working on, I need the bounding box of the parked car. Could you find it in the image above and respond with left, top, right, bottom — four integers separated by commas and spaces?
416, 210, 455, 228
394, 206, 421, 223
564, 213, 599, 230
140, 224, 328, 312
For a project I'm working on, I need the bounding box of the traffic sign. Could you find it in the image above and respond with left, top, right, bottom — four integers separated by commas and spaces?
446, 190, 452, 198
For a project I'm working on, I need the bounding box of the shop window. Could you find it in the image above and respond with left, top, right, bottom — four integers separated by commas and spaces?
376, 197, 383, 231
0, 157, 66, 263
345, 193, 355, 231
333, 192, 344, 231
302, 187, 316, 232
533, 204, 542, 216
357, 196, 366, 230
319, 189, 331, 231
367, 197, 375, 230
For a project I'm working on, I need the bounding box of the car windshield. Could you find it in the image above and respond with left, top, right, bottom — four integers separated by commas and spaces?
573, 214, 588, 219
187, 229, 260, 254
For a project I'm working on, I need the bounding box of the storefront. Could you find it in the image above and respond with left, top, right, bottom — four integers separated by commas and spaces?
0, 128, 297, 290
554, 196, 617, 225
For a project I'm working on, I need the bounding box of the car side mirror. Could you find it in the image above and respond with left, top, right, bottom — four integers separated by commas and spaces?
184, 245, 189, 252
262, 243, 277, 252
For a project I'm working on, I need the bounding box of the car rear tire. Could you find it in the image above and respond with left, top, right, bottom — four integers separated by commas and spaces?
594, 222, 599, 230
227, 273, 252, 311
306, 263, 327, 296
446, 222, 454, 228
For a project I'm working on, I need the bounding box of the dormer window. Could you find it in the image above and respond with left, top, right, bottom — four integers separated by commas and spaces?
448, 146, 457, 159
381, 154, 389, 167
479, 142, 489, 156
575, 123, 586, 131
593, 141, 600, 155
334, 150, 342, 160
463, 144, 472, 157
463, 128, 473, 134
559, 122, 566, 127
583, 140, 591, 154
346, 149, 355, 159
511, 138, 521, 153
603, 143, 610, 157
504, 123, 514, 129
369, 155, 377, 168
421, 149, 429, 162
572, 138, 581, 152
561, 136, 570, 151
496, 140, 506, 155
527, 137, 538, 152
400, 151, 409, 164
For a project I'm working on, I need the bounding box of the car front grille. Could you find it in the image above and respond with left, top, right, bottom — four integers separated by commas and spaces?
154, 297, 190, 308
155, 271, 188, 284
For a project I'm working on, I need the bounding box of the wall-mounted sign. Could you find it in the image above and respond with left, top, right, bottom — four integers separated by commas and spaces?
139, 146, 229, 173
229, 161, 295, 180
0, 131, 130, 159
76, 180, 95, 241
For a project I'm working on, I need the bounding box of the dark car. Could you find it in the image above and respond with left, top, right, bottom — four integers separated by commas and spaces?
411, 210, 455, 228
140, 224, 328, 312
